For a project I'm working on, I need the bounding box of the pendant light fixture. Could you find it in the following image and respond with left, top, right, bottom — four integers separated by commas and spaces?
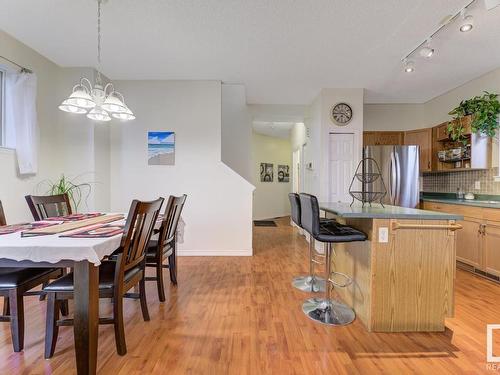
59, 0, 135, 121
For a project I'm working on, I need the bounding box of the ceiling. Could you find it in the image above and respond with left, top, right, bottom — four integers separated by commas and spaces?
253, 121, 295, 139
1, 0, 499, 104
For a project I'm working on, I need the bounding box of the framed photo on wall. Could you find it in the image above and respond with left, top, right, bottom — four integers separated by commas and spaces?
278, 165, 290, 182
260, 163, 273, 182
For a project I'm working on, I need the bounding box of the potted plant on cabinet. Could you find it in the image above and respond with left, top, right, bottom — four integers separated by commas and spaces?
447, 91, 500, 144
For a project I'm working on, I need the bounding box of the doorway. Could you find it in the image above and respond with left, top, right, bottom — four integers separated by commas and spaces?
329, 133, 355, 203
292, 147, 302, 193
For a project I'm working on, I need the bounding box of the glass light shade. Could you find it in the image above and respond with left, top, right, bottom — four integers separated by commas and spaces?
419, 46, 434, 58
59, 100, 87, 114
404, 60, 415, 73
87, 107, 111, 122
460, 15, 473, 32
111, 107, 135, 120
65, 87, 96, 109
101, 94, 127, 113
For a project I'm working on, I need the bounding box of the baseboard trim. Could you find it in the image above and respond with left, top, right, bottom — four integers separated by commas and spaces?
177, 249, 253, 257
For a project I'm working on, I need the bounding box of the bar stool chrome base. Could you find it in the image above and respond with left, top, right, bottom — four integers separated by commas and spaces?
302, 298, 355, 326
292, 275, 325, 293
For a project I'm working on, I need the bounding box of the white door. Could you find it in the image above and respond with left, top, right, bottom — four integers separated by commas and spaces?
329, 133, 355, 203
292, 148, 301, 193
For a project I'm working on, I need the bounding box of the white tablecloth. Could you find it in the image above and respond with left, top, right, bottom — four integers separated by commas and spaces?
0, 230, 122, 266
0, 216, 128, 266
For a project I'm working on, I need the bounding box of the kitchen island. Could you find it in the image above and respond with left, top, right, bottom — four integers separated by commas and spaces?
319, 202, 463, 332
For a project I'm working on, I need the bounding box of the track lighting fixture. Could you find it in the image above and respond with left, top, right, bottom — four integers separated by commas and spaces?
459, 9, 474, 32
401, 0, 479, 73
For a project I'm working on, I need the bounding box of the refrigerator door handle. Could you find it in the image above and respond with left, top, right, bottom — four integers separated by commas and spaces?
389, 151, 397, 205
394, 150, 401, 205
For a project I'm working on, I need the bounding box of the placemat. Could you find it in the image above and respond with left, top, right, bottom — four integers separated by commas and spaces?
44, 213, 104, 222
60, 223, 124, 238
0, 221, 58, 236
21, 214, 124, 237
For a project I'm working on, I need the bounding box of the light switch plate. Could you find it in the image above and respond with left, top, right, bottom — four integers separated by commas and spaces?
475, 181, 481, 190
378, 227, 389, 243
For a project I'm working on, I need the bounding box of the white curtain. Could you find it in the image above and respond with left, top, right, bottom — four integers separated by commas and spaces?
5, 72, 38, 175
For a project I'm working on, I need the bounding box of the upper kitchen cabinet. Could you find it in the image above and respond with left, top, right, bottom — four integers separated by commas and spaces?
431, 117, 491, 172
363, 131, 404, 146
404, 128, 432, 172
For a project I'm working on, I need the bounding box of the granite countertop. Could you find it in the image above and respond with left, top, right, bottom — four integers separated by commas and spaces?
421, 193, 500, 209
319, 202, 463, 220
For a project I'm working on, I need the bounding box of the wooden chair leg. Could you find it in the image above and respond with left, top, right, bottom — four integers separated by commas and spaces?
168, 252, 177, 285
156, 256, 166, 302
44, 293, 60, 359
8, 289, 24, 352
113, 292, 127, 356
2, 296, 9, 316
59, 299, 69, 316
139, 277, 150, 322
39, 282, 47, 301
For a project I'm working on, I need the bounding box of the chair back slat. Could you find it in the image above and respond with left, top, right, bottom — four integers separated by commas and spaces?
298, 193, 321, 236
158, 195, 187, 248
25, 194, 72, 221
0, 201, 6, 226
119, 198, 164, 273
288, 193, 301, 227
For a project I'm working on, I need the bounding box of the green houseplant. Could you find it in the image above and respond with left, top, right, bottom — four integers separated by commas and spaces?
447, 91, 500, 144
38, 174, 92, 212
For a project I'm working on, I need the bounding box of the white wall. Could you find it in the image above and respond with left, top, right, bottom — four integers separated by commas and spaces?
364, 103, 425, 131
363, 67, 500, 169
303, 88, 364, 201
0, 29, 112, 222
252, 132, 292, 220
109, 80, 254, 256
364, 67, 500, 131
290, 122, 307, 152
0, 30, 62, 223
221, 84, 252, 182
248, 104, 307, 123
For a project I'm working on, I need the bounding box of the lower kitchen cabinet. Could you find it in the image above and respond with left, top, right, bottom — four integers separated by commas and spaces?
456, 216, 483, 269
422, 201, 500, 280
484, 222, 500, 277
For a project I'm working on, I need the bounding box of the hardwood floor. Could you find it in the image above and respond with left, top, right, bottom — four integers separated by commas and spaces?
1, 216, 500, 374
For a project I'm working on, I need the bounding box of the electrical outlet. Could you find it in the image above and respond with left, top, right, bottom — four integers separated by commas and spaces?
475, 181, 481, 190
378, 227, 389, 243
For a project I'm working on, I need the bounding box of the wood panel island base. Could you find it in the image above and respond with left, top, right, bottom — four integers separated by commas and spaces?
320, 203, 463, 333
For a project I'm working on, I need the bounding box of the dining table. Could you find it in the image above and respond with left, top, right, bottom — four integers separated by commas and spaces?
0, 213, 128, 375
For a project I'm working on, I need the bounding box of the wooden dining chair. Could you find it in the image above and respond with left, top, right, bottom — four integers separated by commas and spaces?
0, 201, 6, 226
25, 194, 72, 301
43, 197, 164, 358
0, 200, 65, 352
145, 195, 187, 301
25, 193, 72, 221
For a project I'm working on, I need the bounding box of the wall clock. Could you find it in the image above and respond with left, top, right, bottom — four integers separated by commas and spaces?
331, 102, 353, 126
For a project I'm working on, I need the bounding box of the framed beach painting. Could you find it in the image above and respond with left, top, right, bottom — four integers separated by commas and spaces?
148, 131, 175, 165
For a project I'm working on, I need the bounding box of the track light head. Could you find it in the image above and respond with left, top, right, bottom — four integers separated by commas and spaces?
460, 9, 474, 32
403, 59, 415, 73
419, 39, 434, 58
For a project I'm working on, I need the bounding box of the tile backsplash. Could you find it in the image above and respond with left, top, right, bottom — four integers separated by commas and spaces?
422, 168, 500, 194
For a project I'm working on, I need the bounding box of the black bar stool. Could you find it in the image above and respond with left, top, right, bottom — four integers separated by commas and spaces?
299, 193, 367, 326
288, 193, 325, 293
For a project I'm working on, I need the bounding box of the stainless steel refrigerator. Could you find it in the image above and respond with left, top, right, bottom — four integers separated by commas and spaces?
363, 145, 420, 208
